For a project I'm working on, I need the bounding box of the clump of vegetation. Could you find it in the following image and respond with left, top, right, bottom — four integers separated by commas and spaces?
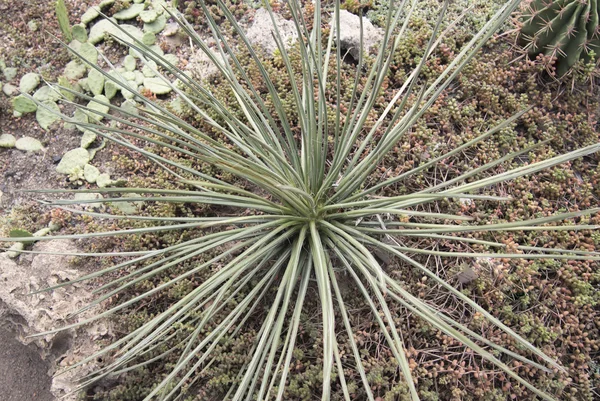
519, 0, 600, 76
3, 0, 600, 401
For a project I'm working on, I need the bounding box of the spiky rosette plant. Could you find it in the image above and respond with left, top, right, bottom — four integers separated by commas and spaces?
4, 0, 600, 400
520, 0, 600, 76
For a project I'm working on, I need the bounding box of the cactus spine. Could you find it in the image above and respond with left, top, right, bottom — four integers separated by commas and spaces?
520, 0, 600, 76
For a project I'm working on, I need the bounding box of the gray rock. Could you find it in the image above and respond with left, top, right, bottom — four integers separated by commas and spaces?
0, 133, 16, 148
140, 10, 158, 23
3, 67, 17, 81
114, 4, 145, 20
331, 10, 383, 60
81, 6, 100, 25
36, 101, 61, 130
143, 14, 166, 35
33, 85, 62, 102
83, 164, 100, 183
56, 148, 91, 174
143, 77, 171, 94
87, 68, 105, 96
81, 131, 97, 148
63, 60, 87, 81
19, 72, 40, 94
3, 83, 18, 96
188, 48, 225, 81
246, 8, 298, 56
15, 137, 43, 152
12, 95, 37, 113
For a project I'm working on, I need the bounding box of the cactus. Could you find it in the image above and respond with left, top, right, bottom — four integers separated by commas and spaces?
55, 0, 73, 42
520, 0, 600, 76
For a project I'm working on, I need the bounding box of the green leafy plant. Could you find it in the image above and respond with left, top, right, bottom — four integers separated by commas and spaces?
5, 0, 600, 400
55, 0, 73, 42
519, 0, 600, 76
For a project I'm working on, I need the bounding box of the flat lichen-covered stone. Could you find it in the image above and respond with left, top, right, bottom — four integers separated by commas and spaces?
19, 72, 40, 94
143, 14, 166, 35
36, 101, 61, 130
86, 94, 110, 121
143, 77, 171, 95
79, 42, 99, 66
114, 4, 145, 20
0, 134, 16, 148
81, 6, 100, 25
63, 60, 87, 81
56, 148, 91, 174
33, 85, 62, 102
87, 68, 105, 96
15, 137, 43, 152
12, 95, 37, 113
81, 131, 97, 149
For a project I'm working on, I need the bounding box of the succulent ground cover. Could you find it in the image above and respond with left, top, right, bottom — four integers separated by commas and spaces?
0, 0, 599, 401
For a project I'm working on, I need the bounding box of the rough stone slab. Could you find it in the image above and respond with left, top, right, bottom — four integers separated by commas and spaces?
0, 241, 110, 400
